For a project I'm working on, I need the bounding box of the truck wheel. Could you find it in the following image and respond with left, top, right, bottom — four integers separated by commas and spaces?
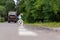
14, 21, 17, 23
8, 21, 10, 23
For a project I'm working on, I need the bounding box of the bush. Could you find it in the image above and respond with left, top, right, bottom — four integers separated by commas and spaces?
0, 17, 5, 22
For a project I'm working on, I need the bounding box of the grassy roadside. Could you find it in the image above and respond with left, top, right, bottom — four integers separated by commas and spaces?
0, 17, 5, 22
24, 22, 60, 28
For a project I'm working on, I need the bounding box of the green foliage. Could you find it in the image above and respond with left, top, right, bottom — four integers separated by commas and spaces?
5, 0, 15, 11
0, 17, 5, 22
0, 0, 5, 5
0, 6, 6, 17
18, 0, 60, 22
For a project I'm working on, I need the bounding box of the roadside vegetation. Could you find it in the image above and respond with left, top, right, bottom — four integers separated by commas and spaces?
24, 22, 60, 28
19, 0, 60, 23
0, 17, 5, 22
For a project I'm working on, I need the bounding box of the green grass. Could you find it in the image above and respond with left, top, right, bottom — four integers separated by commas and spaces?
24, 22, 60, 28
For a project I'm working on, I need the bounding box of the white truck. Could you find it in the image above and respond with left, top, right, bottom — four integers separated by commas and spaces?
8, 11, 17, 23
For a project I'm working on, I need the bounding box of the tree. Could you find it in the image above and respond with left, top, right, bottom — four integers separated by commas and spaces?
0, 6, 6, 17
18, 0, 60, 22
0, 0, 5, 5
5, 0, 15, 11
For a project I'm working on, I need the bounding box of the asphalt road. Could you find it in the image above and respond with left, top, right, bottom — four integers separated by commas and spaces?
0, 22, 60, 40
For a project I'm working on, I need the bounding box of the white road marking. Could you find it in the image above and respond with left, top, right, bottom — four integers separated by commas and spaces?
18, 26, 38, 36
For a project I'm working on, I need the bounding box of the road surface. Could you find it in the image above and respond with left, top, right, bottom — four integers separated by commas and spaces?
0, 22, 60, 40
